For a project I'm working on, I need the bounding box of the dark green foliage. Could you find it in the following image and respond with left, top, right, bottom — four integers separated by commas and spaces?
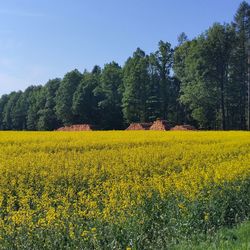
232, 1, 250, 130
153, 41, 173, 120
0, 95, 9, 130
122, 48, 151, 123
72, 67, 101, 125
26, 86, 46, 130
98, 62, 124, 129
146, 54, 161, 121
174, 22, 246, 130
11, 92, 27, 130
2, 92, 22, 130
37, 79, 61, 130
174, 38, 215, 129
55, 69, 82, 126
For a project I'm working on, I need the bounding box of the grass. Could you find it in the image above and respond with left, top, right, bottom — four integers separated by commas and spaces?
176, 220, 250, 249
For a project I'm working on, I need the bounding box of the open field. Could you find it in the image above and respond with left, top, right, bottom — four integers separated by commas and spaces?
0, 131, 249, 249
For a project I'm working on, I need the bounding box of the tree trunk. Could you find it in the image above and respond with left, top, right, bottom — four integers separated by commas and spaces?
221, 83, 226, 130
220, 64, 226, 130
248, 36, 250, 130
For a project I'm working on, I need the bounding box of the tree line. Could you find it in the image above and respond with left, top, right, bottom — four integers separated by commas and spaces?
0, 1, 250, 131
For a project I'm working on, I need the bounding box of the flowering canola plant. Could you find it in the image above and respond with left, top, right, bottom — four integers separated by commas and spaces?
0, 131, 249, 249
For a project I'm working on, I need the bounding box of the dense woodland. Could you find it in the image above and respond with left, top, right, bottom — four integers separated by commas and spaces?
0, 2, 250, 131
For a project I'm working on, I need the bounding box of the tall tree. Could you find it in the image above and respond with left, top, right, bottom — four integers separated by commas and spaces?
177, 32, 188, 45
204, 24, 234, 130
0, 95, 9, 130
153, 41, 173, 120
72, 67, 101, 125
174, 24, 235, 130
97, 62, 124, 129
26, 86, 46, 130
11, 92, 28, 130
174, 39, 210, 128
55, 69, 82, 125
233, 1, 250, 129
146, 54, 161, 121
122, 48, 150, 123
168, 76, 185, 125
37, 78, 61, 130
2, 92, 22, 130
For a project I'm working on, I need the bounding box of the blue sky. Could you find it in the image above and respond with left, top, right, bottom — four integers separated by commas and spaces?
0, 0, 244, 95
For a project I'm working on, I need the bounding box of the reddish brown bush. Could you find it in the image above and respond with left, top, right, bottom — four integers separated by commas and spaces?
57, 124, 95, 131
126, 123, 152, 130
170, 125, 197, 131
150, 120, 170, 131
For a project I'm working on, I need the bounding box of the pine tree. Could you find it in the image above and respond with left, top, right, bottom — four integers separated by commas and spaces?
153, 41, 173, 120
122, 48, 150, 123
233, 1, 250, 129
0, 95, 9, 130
97, 62, 124, 129
72, 67, 101, 125
55, 69, 82, 125
37, 78, 61, 130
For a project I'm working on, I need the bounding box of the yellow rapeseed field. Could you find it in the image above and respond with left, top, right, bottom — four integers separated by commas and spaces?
0, 131, 249, 249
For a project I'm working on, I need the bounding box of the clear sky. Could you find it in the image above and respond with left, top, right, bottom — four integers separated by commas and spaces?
0, 0, 244, 95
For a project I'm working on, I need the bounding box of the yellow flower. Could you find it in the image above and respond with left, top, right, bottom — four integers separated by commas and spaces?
204, 212, 209, 221
178, 203, 185, 210
81, 230, 88, 237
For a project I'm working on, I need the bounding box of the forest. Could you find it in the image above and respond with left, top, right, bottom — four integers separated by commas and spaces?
0, 1, 249, 131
